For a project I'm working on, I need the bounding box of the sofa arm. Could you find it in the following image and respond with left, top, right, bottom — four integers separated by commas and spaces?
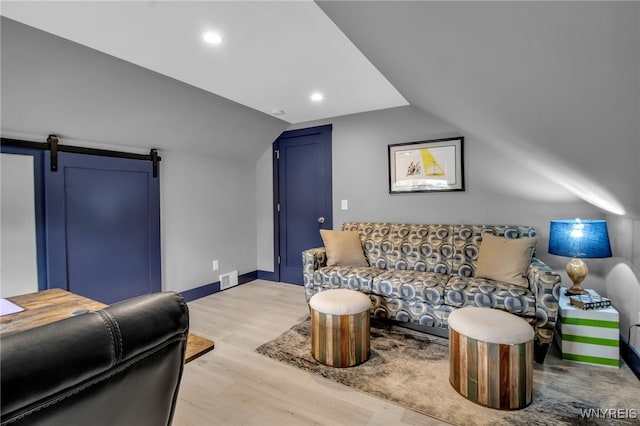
303, 247, 326, 300
1, 292, 188, 426
528, 257, 561, 360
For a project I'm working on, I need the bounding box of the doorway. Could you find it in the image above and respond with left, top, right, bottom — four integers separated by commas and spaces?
1, 139, 161, 304
274, 125, 332, 285
45, 151, 161, 304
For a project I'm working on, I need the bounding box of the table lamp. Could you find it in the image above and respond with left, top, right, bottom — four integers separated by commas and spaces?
548, 219, 612, 296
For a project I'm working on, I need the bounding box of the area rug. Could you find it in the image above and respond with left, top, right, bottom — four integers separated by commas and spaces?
256, 318, 640, 425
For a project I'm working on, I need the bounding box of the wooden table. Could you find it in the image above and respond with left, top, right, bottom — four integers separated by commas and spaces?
1, 288, 214, 363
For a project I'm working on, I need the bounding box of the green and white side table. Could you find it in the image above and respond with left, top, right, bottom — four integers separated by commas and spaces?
556, 288, 620, 368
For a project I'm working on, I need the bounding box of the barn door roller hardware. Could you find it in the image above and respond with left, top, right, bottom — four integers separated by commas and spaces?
150, 149, 160, 178
47, 134, 59, 171
2, 134, 161, 177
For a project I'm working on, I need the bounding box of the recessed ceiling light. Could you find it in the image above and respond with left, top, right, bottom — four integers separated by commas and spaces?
271, 108, 285, 116
310, 92, 324, 102
203, 31, 222, 45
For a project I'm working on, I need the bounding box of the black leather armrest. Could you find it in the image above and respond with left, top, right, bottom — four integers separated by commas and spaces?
1, 291, 189, 426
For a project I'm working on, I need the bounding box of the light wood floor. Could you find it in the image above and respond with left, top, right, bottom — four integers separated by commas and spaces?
173, 280, 449, 426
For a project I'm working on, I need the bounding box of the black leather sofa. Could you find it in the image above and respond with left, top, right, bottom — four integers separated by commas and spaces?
1, 292, 189, 426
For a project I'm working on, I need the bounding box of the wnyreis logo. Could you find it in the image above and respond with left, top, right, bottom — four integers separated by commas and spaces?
579, 408, 637, 420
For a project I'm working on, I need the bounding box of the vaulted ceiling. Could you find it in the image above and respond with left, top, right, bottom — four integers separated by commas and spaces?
1, 0, 407, 124
1, 1, 638, 216
317, 1, 639, 217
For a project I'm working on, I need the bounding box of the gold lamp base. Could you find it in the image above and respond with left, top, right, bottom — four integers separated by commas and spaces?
564, 257, 589, 296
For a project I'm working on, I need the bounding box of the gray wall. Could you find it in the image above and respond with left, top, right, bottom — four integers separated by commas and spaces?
275, 105, 603, 269
256, 148, 275, 272
161, 151, 259, 293
1, 18, 287, 295
3, 10, 639, 356
0, 18, 287, 163
256, 104, 639, 354
603, 215, 640, 351
319, 1, 640, 219
314, 0, 640, 355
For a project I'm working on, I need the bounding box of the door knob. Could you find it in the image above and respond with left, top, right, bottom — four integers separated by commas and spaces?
317, 216, 325, 224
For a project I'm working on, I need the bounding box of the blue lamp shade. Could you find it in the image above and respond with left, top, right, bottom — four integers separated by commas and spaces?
549, 219, 612, 259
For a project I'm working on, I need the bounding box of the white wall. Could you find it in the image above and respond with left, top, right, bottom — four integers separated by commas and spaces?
0, 153, 38, 297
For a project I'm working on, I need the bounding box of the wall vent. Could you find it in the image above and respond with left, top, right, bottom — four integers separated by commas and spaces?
219, 270, 239, 290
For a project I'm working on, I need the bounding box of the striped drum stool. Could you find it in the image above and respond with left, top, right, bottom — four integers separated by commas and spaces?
309, 289, 371, 368
448, 307, 534, 410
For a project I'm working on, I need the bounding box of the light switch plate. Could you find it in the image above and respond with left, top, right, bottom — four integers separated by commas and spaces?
341, 199, 348, 210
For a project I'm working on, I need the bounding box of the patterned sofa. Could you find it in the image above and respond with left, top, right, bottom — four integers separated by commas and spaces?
303, 222, 561, 363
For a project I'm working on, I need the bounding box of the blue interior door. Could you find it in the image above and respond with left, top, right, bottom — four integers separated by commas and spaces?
277, 125, 332, 285
45, 152, 161, 304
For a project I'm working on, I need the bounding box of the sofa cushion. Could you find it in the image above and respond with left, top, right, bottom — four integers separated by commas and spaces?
372, 270, 449, 305
314, 266, 385, 292
475, 233, 537, 287
342, 222, 452, 273
451, 225, 537, 277
444, 276, 536, 316
320, 230, 369, 267
369, 294, 454, 327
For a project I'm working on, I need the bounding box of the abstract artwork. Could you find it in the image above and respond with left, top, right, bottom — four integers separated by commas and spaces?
388, 137, 464, 193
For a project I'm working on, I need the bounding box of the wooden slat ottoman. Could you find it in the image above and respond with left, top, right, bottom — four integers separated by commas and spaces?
448, 307, 534, 410
309, 289, 371, 367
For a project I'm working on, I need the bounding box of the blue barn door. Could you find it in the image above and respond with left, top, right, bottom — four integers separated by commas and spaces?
276, 125, 332, 285
45, 151, 161, 304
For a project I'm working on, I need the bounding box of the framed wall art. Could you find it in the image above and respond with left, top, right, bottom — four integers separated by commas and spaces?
388, 136, 464, 193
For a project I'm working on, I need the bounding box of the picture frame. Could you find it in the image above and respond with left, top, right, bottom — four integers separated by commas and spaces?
388, 136, 464, 193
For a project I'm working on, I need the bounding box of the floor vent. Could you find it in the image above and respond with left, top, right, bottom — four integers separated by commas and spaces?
219, 270, 239, 290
